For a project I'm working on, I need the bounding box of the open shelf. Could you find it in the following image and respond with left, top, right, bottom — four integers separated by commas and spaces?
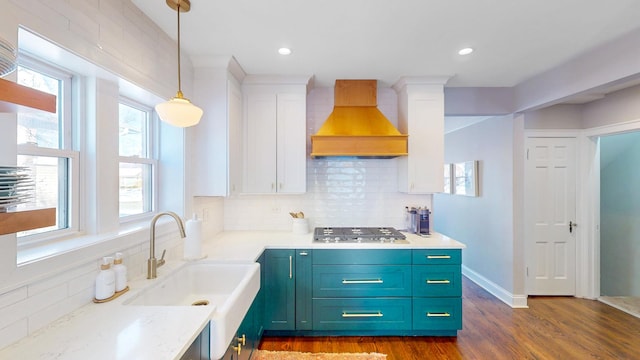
0, 208, 56, 235
0, 77, 56, 113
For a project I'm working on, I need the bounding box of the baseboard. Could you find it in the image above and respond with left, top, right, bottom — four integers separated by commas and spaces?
462, 265, 528, 308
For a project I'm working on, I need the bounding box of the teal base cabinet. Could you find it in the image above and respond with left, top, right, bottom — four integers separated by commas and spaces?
263, 249, 313, 331
411, 249, 463, 334
263, 248, 463, 337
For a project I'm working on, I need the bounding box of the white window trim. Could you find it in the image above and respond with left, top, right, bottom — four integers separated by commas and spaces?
118, 97, 158, 223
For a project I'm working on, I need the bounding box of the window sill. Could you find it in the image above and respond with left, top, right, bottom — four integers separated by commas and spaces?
17, 219, 152, 266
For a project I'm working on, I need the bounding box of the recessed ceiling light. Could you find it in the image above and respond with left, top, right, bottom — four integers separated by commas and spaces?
458, 47, 474, 56
278, 47, 292, 55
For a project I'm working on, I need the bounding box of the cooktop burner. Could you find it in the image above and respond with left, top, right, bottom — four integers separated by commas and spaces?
313, 227, 408, 244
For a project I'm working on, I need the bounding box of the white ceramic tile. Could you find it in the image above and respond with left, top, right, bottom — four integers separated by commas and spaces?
28, 262, 94, 296
28, 287, 93, 334
67, 271, 97, 297
0, 284, 66, 330
0, 319, 28, 349
0, 287, 27, 309
11, 0, 70, 30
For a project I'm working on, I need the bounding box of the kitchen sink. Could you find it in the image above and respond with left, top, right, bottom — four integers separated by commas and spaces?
124, 261, 260, 359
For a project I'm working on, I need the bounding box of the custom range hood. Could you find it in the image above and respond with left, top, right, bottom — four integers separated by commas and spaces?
311, 80, 408, 158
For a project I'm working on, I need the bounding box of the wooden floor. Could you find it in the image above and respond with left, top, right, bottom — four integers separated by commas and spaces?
258, 277, 640, 359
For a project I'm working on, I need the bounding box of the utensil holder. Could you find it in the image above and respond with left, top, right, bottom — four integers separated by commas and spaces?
292, 218, 309, 234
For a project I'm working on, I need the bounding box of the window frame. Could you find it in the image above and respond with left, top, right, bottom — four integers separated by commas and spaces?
118, 97, 157, 222
16, 57, 80, 245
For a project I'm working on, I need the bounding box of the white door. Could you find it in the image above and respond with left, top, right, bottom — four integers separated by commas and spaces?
525, 137, 577, 295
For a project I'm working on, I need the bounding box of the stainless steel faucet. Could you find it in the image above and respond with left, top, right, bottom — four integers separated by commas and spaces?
147, 211, 186, 279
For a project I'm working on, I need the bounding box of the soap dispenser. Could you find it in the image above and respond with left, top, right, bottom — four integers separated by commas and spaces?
95, 257, 115, 301
113, 252, 128, 292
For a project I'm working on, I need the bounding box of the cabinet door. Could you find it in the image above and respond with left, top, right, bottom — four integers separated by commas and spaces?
295, 249, 313, 330
276, 93, 306, 193
244, 93, 277, 193
263, 250, 295, 330
397, 85, 445, 194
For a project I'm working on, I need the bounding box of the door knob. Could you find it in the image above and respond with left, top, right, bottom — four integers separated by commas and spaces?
569, 221, 577, 233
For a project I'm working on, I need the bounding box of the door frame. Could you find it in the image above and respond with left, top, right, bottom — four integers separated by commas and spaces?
580, 119, 640, 299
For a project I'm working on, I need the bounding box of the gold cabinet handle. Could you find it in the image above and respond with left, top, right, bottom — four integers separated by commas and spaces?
342, 279, 383, 284
427, 255, 451, 259
232, 344, 242, 355
426, 280, 451, 284
342, 311, 383, 318
426, 312, 451, 317
237, 334, 246, 346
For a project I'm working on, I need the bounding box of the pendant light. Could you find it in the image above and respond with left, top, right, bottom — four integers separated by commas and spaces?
155, 0, 203, 127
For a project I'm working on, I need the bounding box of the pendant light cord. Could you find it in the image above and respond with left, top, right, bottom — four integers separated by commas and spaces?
176, 2, 183, 98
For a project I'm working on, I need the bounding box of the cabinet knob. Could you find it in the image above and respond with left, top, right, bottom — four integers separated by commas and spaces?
232, 344, 242, 355
237, 334, 246, 346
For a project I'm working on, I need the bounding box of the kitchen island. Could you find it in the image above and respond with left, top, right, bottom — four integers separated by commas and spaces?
0, 231, 464, 360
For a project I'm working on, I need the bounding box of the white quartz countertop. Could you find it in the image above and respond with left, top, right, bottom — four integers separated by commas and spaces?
0, 231, 464, 360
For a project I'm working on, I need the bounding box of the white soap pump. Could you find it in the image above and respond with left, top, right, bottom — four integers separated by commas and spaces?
113, 252, 128, 292
95, 257, 115, 301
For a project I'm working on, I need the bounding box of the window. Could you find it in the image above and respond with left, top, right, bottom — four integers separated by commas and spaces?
119, 99, 155, 218
16, 60, 78, 238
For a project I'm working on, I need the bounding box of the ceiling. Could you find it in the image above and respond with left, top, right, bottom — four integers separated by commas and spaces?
133, 0, 640, 89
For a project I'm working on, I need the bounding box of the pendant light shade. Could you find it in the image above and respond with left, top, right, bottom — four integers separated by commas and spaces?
155, 93, 203, 127
156, 0, 202, 127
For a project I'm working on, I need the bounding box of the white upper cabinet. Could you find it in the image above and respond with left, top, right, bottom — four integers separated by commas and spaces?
242, 76, 310, 194
190, 58, 244, 196
394, 77, 449, 194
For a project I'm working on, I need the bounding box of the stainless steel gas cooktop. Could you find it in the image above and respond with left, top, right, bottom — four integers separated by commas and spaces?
313, 227, 408, 244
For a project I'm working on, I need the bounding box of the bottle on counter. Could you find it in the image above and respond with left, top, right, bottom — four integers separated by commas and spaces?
113, 252, 127, 292
184, 213, 203, 260
95, 257, 115, 300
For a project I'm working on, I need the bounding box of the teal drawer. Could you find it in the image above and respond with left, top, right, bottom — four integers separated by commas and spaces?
313, 298, 412, 331
313, 250, 411, 265
412, 249, 461, 265
413, 265, 461, 297
313, 265, 412, 297
412, 298, 462, 331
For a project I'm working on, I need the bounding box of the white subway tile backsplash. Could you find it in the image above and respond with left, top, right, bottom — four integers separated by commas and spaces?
28, 287, 93, 334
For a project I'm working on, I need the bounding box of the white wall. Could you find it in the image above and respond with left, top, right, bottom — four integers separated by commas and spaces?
0, 0, 205, 348
223, 87, 433, 231
582, 85, 640, 129
434, 115, 526, 303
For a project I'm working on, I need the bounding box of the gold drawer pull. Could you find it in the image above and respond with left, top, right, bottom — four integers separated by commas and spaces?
426, 312, 451, 317
426, 255, 451, 259
426, 280, 451, 284
342, 279, 383, 284
342, 311, 383, 318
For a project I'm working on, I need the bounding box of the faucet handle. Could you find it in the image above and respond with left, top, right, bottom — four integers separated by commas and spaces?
158, 249, 166, 267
